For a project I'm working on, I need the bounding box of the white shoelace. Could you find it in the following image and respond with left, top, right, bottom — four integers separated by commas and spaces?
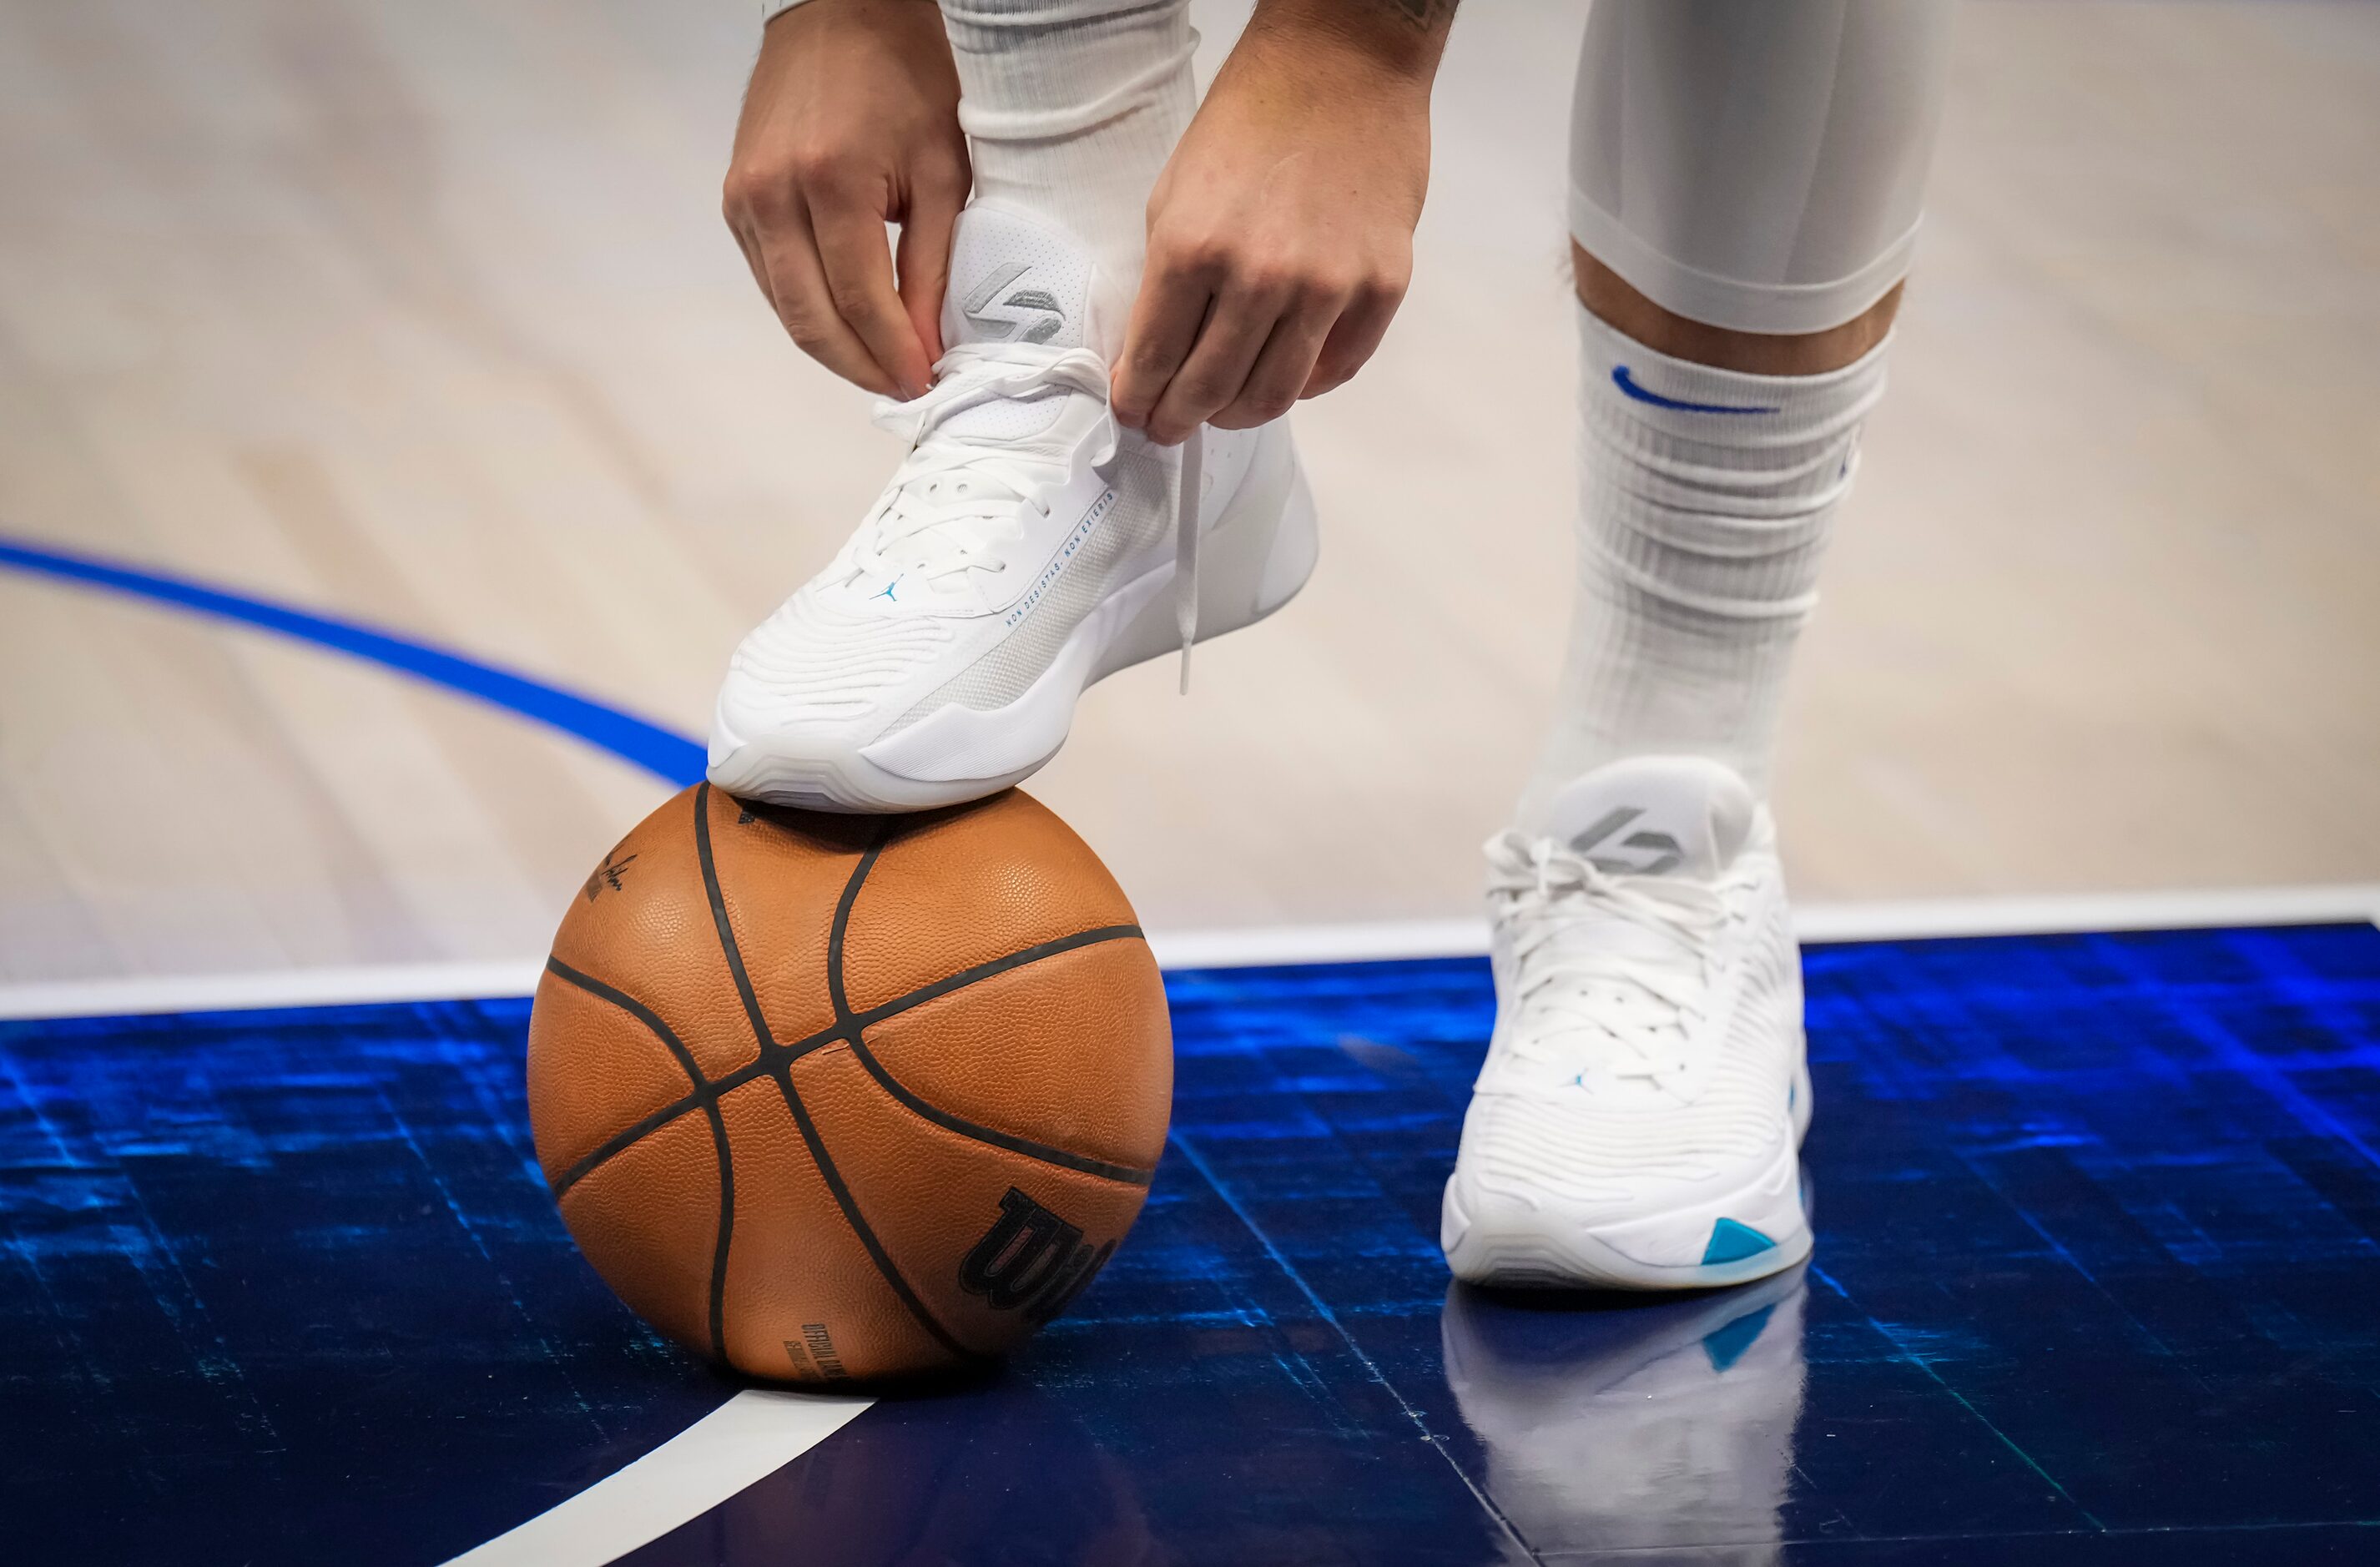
865, 341, 1207, 692
1485, 832, 1727, 1091
860, 342, 1112, 593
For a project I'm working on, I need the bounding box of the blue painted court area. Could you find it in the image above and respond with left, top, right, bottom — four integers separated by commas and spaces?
6, 925, 2380, 1564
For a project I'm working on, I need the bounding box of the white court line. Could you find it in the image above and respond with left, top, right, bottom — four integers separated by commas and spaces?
0, 959, 546, 1020
1149, 917, 1490, 970
1158, 884, 2380, 966
1162, 884, 2380, 965
1793, 884, 2380, 943
440, 1390, 870, 1567
3, 884, 2377, 1020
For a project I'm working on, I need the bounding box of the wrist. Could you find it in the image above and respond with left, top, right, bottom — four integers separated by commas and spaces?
764, 0, 941, 31
1240, 0, 1455, 92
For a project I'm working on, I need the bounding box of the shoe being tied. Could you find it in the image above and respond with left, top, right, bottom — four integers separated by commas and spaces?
1442, 755, 1813, 1290
708, 201, 1319, 812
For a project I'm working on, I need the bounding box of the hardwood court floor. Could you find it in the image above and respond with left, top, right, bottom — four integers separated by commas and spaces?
2, 1, 2376, 981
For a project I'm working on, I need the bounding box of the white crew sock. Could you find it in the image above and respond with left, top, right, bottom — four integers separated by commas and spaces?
1517, 302, 1890, 834
939, 0, 1195, 345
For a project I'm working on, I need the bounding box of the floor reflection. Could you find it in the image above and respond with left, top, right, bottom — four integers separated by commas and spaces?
1441, 1264, 1808, 1564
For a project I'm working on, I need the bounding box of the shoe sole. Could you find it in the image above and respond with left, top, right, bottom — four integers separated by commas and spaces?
710, 426, 1317, 813
1440, 1057, 1816, 1292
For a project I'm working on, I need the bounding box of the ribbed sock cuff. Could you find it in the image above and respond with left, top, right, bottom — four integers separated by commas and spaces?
940, 0, 1195, 331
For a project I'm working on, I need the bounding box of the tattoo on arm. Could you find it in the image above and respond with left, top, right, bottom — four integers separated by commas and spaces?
1380, 0, 1459, 28
1247, 0, 1460, 64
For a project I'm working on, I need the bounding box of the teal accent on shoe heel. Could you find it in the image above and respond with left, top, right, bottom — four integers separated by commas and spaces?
1703, 1217, 1777, 1266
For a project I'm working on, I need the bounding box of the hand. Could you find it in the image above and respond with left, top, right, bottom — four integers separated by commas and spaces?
723, 0, 969, 399
1113, 11, 1444, 446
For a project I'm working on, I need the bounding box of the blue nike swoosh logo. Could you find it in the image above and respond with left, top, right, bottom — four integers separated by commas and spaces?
1612, 365, 1777, 416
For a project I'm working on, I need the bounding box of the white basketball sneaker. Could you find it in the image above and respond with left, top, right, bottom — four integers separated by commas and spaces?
708, 201, 1319, 812
1442, 755, 1813, 1290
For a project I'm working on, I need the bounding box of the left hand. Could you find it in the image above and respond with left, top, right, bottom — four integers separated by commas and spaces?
1112, 17, 1439, 446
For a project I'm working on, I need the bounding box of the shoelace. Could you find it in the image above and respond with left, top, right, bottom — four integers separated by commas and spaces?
1484, 832, 1727, 1089
867, 341, 1208, 693
861, 342, 1112, 591
1172, 424, 1203, 695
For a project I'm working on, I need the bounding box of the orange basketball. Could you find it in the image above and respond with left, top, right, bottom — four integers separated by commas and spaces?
525, 783, 1171, 1384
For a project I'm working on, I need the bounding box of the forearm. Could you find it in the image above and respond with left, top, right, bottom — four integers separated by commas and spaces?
1240, 0, 1458, 88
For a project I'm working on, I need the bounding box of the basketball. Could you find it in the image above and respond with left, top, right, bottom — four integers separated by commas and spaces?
524, 782, 1171, 1384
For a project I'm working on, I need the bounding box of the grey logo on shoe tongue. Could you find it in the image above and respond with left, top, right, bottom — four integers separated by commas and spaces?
1570, 807, 1683, 876
961, 261, 1065, 345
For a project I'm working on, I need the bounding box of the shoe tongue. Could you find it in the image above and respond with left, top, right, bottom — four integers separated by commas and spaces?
940, 203, 1096, 352
1540, 757, 1756, 881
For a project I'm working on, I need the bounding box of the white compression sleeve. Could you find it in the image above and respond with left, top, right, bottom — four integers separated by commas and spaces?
1570, 0, 1954, 336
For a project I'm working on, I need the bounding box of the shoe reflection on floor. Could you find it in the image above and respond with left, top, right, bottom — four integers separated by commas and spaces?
1440, 1262, 1808, 1564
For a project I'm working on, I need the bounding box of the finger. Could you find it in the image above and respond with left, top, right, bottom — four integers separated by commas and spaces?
894, 160, 967, 367
1144, 280, 1288, 446
809, 186, 932, 399
1112, 259, 1215, 433
1301, 280, 1403, 400
1212, 292, 1340, 430
727, 205, 774, 299
759, 206, 905, 396
724, 155, 794, 302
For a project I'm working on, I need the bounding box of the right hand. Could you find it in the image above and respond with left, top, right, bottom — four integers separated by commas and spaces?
723, 0, 970, 400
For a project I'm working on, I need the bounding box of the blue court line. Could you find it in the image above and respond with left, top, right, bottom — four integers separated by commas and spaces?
0, 533, 706, 786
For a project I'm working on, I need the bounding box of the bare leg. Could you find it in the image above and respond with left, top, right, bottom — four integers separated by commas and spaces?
1575, 244, 1902, 376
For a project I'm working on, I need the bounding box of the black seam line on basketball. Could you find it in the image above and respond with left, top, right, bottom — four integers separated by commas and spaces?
541, 956, 734, 1363
789, 814, 985, 1360
841, 1033, 1155, 1187
694, 780, 775, 1053
689, 783, 778, 1363
835, 922, 1147, 1048
708, 800, 976, 1362
824, 821, 894, 1024
543, 923, 1149, 1197
766, 1061, 982, 1364
542, 959, 722, 1192
547, 980, 728, 1198
691, 780, 762, 1364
